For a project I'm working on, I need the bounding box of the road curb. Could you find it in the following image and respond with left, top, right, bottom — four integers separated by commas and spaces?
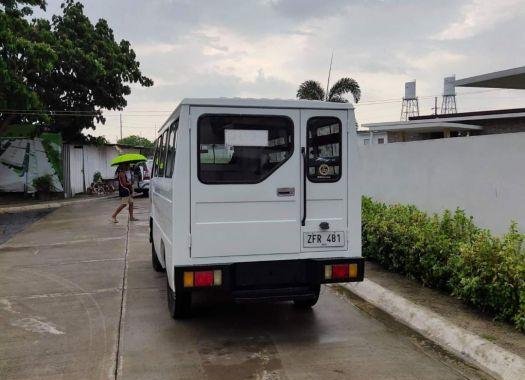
340, 279, 525, 380
0, 195, 116, 214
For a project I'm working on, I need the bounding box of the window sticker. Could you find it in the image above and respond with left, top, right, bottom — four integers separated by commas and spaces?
225, 129, 268, 147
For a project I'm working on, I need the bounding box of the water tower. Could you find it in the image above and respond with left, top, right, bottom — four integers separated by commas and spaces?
441, 76, 457, 114
400, 80, 419, 121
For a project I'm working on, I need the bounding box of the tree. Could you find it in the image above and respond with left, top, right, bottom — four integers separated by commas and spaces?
0, 0, 153, 141
0, 0, 56, 130
117, 135, 153, 147
36, 1, 153, 141
85, 135, 109, 145
296, 77, 361, 103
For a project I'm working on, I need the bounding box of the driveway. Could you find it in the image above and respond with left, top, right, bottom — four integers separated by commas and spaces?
0, 198, 490, 380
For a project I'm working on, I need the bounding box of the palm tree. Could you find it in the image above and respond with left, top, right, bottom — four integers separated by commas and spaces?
296, 78, 361, 103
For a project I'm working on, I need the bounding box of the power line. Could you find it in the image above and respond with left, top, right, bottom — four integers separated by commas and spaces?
0, 88, 522, 116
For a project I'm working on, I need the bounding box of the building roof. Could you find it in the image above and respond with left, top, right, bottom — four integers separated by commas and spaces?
179, 97, 354, 110
361, 121, 482, 133
410, 108, 525, 123
455, 66, 525, 90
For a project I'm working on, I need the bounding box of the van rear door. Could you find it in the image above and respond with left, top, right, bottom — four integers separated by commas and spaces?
300, 109, 348, 253
190, 107, 301, 258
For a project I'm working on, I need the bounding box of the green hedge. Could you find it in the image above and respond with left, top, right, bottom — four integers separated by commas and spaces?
362, 196, 525, 332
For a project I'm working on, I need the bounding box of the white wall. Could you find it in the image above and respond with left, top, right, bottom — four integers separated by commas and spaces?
358, 132, 525, 235
66, 145, 141, 196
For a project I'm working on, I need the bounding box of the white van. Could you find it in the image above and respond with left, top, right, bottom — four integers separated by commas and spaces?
149, 98, 364, 318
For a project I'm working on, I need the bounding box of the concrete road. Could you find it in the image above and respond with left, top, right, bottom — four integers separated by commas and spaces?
0, 198, 490, 380
0, 210, 51, 244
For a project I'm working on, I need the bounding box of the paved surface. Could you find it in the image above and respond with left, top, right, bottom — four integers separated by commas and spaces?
364, 262, 525, 358
0, 210, 51, 244
0, 198, 491, 380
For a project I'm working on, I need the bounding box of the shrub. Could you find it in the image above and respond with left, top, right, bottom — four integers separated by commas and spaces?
362, 196, 525, 332
93, 171, 103, 183
32, 174, 55, 193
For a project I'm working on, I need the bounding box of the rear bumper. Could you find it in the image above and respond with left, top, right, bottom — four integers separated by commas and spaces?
174, 257, 365, 301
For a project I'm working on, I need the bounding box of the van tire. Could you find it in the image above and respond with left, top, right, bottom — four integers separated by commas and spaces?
167, 280, 191, 319
293, 285, 320, 309
151, 242, 164, 272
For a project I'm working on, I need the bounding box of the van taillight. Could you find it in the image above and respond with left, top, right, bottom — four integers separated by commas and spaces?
324, 264, 358, 281
195, 271, 213, 287
332, 264, 348, 279
183, 270, 222, 288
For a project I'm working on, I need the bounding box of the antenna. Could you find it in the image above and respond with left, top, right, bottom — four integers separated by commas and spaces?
441, 76, 457, 114
325, 51, 334, 101
400, 80, 419, 121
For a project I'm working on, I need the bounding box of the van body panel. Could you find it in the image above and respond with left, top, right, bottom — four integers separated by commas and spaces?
346, 110, 362, 259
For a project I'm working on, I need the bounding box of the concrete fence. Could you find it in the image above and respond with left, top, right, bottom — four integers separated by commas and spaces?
63, 144, 145, 197
358, 132, 525, 235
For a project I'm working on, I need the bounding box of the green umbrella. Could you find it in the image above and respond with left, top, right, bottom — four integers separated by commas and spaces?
111, 153, 147, 166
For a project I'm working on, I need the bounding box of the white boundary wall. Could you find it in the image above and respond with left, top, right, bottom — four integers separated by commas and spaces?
65, 144, 141, 196
358, 132, 525, 235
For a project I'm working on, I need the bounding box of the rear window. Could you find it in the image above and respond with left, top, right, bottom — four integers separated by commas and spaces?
306, 117, 342, 182
198, 114, 294, 184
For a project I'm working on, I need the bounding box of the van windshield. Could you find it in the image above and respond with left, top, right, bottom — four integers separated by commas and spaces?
198, 115, 294, 184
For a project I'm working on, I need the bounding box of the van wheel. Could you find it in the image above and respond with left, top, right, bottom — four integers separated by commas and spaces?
293, 285, 320, 309
167, 280, 191, 319
151, 242, 164, 272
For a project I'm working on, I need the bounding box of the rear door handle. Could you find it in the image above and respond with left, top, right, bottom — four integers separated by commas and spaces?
277, 187, 295, 197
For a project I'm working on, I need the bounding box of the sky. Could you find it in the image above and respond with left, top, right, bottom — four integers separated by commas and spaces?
41, 0, 525, 142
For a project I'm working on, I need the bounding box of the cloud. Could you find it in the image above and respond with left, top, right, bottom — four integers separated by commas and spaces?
37, 0, 525, 142
264, 0, 352, 20
434, 0, 525, 40
133, 43, 181, 56
400, 50, 467, 72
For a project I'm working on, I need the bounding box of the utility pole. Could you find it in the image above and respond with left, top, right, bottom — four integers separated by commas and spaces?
325, 51, 334, 101
432, 97, 438, 116
119, 113, 123, 141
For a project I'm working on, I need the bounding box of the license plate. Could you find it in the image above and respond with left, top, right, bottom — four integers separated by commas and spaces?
303, 231, 345, 248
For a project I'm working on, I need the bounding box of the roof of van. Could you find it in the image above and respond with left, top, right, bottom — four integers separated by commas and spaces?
179, 98, 354, 110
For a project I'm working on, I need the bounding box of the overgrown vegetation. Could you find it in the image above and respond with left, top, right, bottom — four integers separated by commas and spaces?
32, 173, 54, 193
362, 196, 525, 332
40, 132, 62, 181
92, 171, 102, 183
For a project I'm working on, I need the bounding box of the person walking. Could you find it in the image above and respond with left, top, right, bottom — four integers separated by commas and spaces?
111, 163, 138, 223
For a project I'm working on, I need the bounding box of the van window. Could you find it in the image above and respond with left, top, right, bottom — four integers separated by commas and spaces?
307, 117, 342, 182
198, 114, 293, 184
165, 120, 178, 178
153, 134, 163, 177
157, 130, 168, 177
